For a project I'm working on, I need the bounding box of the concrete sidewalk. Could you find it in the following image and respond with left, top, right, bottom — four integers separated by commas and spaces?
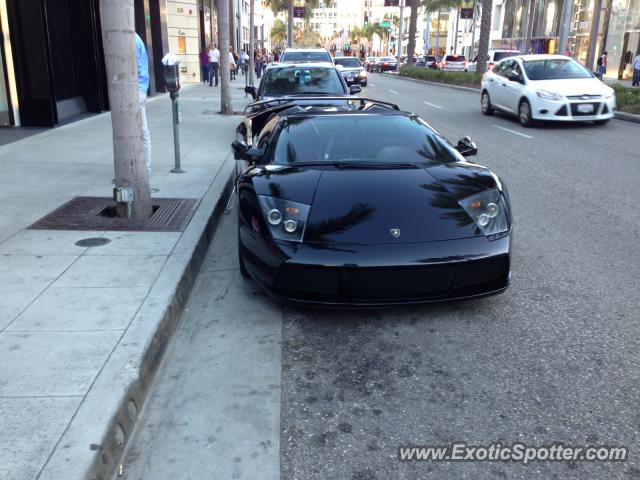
0, 78, 250, 480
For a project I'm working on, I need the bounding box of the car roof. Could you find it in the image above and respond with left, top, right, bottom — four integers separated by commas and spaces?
282, 48, 329, 53
513, 54, 573, 61
266, 61, 337, 70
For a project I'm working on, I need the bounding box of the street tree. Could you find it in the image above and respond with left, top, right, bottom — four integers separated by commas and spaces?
475, 0, 492, 74
271, 19, 287, 47
217, 0, 234, 114
264, 0, 319, 48
101, 0, 152, 219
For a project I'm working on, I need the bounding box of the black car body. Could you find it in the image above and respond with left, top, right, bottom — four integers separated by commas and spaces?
334, 57, 368, 86
244, 62, 361, 113
233, 100, 512, 306
373, 56, 398, 72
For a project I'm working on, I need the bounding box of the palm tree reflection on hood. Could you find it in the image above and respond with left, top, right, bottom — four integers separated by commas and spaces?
305, 203, 377, 243
420, 180, 478, 231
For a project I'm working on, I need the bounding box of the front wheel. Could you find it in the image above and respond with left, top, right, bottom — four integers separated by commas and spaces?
481, 91, 495, 115
518, 99, 535, 127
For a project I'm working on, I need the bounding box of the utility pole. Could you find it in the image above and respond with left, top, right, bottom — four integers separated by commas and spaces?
288, 0, 294, 48
453, 7, 460, 54
397, 0, 404, 70
101, 0, 152, 219
558, 0, 573, 55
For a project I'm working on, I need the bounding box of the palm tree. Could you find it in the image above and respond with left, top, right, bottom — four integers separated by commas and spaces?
249, 0, 255, 85
271, 19, 287, 47
475, 0, 492, 74
264, 0, 320, 48
406, 0, 460, 66
217, 0, 233, 114
101, 0, 151, 219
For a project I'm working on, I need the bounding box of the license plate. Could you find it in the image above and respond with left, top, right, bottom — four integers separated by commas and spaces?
577, 103, 594, 113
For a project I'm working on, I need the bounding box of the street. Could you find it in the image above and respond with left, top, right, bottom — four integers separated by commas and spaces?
120, 74, 640, 480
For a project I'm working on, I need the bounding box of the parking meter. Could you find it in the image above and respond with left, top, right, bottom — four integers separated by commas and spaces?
164, 64, 181, 96
161, 53, 184, 173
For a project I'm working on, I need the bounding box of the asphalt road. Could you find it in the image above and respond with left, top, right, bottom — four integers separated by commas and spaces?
121, 74, 640, 480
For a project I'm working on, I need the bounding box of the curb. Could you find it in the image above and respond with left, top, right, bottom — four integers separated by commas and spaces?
91, 162, 235, 480
382, 73, 640, 124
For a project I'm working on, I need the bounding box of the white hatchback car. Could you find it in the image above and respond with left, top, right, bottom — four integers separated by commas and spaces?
481, 54, 616, 126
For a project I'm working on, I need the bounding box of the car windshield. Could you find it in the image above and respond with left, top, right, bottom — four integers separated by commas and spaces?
281, 51, 332, 63
494, 51, 520, 61
445, 55, 466, 62
335, 58, 361, 68
381, 57, 396, 62
425, 56, 436, 61
523, 59, 593, 80
263, 67, 345, 96
270, 115, 464, 165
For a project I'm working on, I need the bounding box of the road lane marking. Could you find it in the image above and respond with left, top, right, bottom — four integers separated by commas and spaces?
491, 124, 534, 139
423, 101, 443, 109
388, 89, 399, 94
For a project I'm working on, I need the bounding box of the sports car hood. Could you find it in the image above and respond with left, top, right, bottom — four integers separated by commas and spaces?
250, 162, 500, 245
529, 78, 613, 96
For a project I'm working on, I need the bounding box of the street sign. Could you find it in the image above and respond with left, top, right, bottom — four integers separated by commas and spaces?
460, 0, 474, 19
384, 0, 399, 5
293, 6, 305, 18
380, 20, 391, 29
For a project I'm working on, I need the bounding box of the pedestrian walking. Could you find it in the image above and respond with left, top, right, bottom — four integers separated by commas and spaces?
596, 51, 608, 79
199, 48, 209, 84
239, 49, 248, 76
255, 51, 263, 79
135, 33, 151, 174
208, 43, 220, 86
633, 52, 640, 87
229, 46, 237, 81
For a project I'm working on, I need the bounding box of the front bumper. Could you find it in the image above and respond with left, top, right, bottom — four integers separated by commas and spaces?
531, 96, 616, 122
240, 230, 511, 306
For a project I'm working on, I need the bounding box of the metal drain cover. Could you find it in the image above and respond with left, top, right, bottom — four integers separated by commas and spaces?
75, 237, 111, 247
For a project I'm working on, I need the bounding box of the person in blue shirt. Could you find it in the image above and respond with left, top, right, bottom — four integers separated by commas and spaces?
632, 52, 640, 87
135, 33, 151, 174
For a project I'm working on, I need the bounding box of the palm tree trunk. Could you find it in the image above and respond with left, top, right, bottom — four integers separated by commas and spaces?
101, 0, 152, 219
249, 0, 255, 85
475, 0, 492, 74
217, 0, 234, 114
288, 0, 294, 48
407, 1, 418, 66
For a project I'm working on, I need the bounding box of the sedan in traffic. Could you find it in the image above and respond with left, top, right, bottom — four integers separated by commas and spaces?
232, 100, 512, 306
334, 56, 368, 86
372, 56, 398, 72
481, 54, 616, 126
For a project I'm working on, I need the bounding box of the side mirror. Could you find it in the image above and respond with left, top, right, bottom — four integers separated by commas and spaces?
507, 71, 523, 83
231, 140, 262, 163
456, 137, 478, 157
350, 85, 362, 95
245, 85, 257, 100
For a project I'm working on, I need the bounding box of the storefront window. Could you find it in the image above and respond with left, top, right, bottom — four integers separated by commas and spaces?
605, 0, 639, 78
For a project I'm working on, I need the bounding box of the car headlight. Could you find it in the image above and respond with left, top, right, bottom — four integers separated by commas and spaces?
536, 90, 563, 101
258, 195, 311, 243
359, 69, 367, 77
459, 189, 510, 239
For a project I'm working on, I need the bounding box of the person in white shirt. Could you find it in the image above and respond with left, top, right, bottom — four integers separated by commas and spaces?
229, 47, 237, 81
208, 44, 220, 86
632, 53, 640, 87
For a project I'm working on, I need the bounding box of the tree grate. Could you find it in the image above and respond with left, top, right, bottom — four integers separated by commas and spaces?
28, 197, 199, 232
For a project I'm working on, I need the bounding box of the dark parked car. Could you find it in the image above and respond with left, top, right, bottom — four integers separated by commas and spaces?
364, 56, 378, 71
334, 56, 368, 86
372, 56, 398, 72
244, 63, 361, 113
232, 100, 512, 306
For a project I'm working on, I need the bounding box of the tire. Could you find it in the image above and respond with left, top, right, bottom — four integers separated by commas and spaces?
361, 80, 367, 87
594, 119, 609, 125
481, 91, 495, 116
518, 99, 535, 127
238, 230, 250, 278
